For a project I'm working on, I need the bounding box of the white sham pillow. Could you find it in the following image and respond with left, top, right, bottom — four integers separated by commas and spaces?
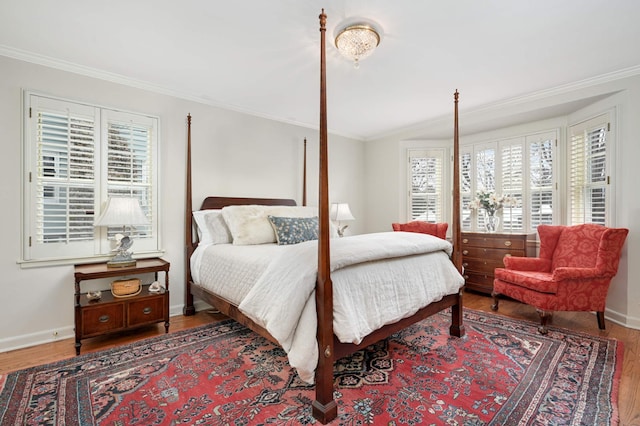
192, 210, 232, 245
222, 205, 317, 245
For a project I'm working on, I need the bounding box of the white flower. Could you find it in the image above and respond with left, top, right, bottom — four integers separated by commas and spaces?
468, 190, 517, 215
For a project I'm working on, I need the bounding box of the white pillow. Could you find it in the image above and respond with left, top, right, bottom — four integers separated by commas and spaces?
222, 205, 317, 245
192, 210, 232, 245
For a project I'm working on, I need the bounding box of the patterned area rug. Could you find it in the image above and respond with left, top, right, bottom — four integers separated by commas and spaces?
0, 309, 621, 425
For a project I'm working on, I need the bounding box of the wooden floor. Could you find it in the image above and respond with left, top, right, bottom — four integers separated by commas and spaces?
1, 292, 638, 425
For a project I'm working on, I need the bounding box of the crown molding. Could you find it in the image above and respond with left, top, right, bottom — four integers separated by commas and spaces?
3, 45, 637, 143
375, 65, 640, 142
0, 45, 365, 140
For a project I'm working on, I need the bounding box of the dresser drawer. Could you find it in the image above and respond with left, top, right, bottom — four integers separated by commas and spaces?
81, 303, 125, 337
463, 272, 495, 293
461, 246, 525, 259
464, 272, 495, 286
463, 257, 505, 274
128, 296, 165, 326
462, 236, 525, 250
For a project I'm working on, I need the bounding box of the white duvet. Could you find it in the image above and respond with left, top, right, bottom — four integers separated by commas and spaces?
234, 231, 465, 383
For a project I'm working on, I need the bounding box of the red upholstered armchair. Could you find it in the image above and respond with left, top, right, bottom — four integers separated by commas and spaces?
492, 224, 628, 334
392, 221, 448, 240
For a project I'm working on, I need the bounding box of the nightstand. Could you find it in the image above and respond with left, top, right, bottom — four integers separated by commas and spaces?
74, 258, 170, 355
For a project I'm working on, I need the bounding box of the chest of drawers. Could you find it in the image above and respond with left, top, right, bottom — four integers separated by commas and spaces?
461, 232, 536, 294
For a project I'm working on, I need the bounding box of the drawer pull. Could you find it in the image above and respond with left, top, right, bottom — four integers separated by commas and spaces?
462, 238, 468, 244
504, 241, 512, 247
143, 307, 153, 315
504, 254, 512, 257
99, 315, 110, 323
462, 262, 468, 267
463, 275, 469, 279
462, 250, 469, 255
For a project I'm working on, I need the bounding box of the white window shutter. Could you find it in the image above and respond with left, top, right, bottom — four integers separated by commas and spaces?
102, 111, 155, 241
569, 115, 608, 225
23, 92, 160, 264
26, 95, 98, 260
527, 132, 555, 229
408, 149, 444, 223
460, 149, 473, 230
500, 139, 524, 231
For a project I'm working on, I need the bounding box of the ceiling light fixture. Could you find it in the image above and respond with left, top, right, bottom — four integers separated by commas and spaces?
335, 24, 380, 68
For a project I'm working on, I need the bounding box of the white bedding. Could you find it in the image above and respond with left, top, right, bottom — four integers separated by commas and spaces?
191, 231, 464, 383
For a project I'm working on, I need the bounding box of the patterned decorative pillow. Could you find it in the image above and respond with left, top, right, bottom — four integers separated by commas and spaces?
268, 216, 319, 245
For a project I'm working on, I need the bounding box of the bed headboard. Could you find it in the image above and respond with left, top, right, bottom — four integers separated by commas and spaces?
199, 196, 296, 210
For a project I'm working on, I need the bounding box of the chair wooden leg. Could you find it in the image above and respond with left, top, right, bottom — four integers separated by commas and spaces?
491, 291, 499, 311
536, 309, 552, 334
597, 311, 606, 330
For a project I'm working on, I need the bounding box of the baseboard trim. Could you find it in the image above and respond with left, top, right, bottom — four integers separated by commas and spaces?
606, 307, 640, 330
1, 301, 215, 353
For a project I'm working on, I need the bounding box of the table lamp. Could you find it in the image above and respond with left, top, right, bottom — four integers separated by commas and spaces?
330, 203, 355, 237
94, 197, 149, 267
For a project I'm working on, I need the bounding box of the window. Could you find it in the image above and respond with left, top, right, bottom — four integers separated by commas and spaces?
22, 92, 160, 264
461, 130, 557, 233
568, 114, 610, 225
407, 149, 445, 223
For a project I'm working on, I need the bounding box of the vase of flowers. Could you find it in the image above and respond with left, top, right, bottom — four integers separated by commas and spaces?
484, 210, 500, 232
469, 190, 516, 233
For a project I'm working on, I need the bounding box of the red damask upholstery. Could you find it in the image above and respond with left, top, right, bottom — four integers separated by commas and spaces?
392, 221, 448, 240
492, 224, 628, 333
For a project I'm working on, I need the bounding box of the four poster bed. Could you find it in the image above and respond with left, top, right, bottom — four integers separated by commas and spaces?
183, 10, 465, 424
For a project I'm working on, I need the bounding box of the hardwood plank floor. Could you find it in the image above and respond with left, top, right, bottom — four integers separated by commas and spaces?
1, 293, 638, 425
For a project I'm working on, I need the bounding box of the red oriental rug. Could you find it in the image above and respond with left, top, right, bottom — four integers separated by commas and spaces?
0, 309, 621, 425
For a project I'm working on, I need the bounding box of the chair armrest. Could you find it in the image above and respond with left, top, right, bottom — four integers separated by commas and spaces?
503, 256, 550, 272
552, 267, 601, 281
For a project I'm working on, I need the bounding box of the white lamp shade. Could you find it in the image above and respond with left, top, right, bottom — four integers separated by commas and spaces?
94, 197, 149, 226
330, 203, 355, 221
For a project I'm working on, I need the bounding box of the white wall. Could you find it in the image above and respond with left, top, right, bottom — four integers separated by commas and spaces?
0, 55, 364, 351
364, 73, 640, 329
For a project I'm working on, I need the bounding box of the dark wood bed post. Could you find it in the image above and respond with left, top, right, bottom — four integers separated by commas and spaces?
312, 9, 338, 423
184, 113, 196, 316
303, 137, 307, 206
449, 90, 465, 337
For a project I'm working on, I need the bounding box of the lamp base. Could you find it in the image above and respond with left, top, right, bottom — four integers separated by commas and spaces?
106, 250, 136, 268
107, 259, 137, 268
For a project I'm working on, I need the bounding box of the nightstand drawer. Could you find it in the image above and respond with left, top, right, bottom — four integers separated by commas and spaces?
128, 296, 165, 326
81, 304, 125, 337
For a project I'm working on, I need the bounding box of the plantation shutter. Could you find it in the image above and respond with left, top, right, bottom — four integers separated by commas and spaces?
500, 139, 524, 232
460, 149, 473, 230
528, 132, 555, 229
27, 96, 98, 260
569, 115, 608, 225
104, 112, 153, 240
24, 93, 161, 264
475, 145, 496, 230
408, 149, 444, 222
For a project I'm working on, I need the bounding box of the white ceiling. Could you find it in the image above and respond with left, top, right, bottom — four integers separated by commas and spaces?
2, 1, 640, 140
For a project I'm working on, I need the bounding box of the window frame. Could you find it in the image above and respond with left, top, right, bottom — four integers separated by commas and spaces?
567, 112, 614, 226
461, 130, 559, 233
406, 148, 446, 224
20, 91, 162, 267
